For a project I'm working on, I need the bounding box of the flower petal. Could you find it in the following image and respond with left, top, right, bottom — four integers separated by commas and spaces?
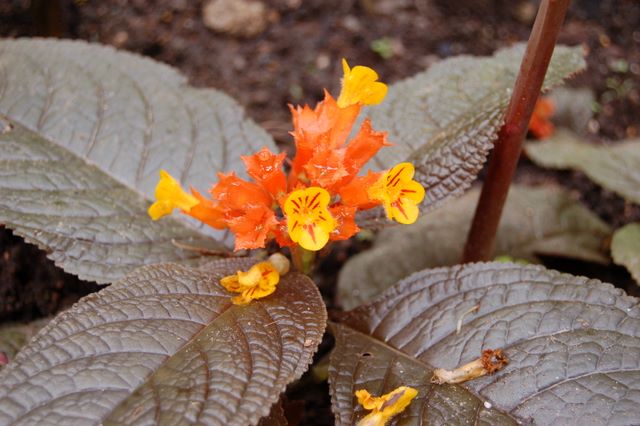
241, 147, 287, 198
337, 58, 388, 108
148, 170, 199, 220
284, 187, 336, 251
219, 261, 280, 305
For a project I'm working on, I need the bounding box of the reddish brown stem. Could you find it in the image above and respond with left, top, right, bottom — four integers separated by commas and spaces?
462, 0, 571, 263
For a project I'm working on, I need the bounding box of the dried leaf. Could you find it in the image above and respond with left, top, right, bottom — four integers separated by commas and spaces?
0, 259, 326, 425
330, 263, 640, 425
339, 185, 611, 309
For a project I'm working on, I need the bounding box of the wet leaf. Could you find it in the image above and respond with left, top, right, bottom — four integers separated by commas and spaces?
330, 262, 640, 425
339, 185, 611, 309
364, 44, 585, 217
612, 223, 640, 284
0, 39, 276, 283
526, 129, 640, 204
0, 259, 326, 425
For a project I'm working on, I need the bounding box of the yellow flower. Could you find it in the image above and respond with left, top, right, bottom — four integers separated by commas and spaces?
148, 170, 199, 220
284, 187, 336, 251
355, 386, 418, 426
337, 59, 388, 108
368, 162, 425, 224
219, 253, 290, 305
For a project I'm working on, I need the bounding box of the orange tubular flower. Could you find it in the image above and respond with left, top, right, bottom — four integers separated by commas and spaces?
528, 97, 555, 139
148, 58, 426, 259
368, 162, 425, 224
284, 187, 336, 251
241, 147, 287, 200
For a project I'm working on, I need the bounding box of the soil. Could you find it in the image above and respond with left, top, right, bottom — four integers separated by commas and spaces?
1, 0, 640, 424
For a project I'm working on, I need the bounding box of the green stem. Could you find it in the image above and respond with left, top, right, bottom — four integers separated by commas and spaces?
462, 0, 571, 263
291, 245, 316, 275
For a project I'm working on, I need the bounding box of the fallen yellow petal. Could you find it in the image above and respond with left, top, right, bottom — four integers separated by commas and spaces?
219, 254, 290, 305
355, 386, 418, 426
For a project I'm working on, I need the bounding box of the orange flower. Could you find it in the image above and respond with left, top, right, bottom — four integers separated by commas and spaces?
211, 171, 272, 212
355, 386, 418, 426
368, 162, 425, 224
241, 147, 287, 199
528, 97, 555, 139
329, 205, 359, 241
339, 171, 383, 209
284, 187, 336, 251
188, 188, 226, 229
226, 204, 279, 251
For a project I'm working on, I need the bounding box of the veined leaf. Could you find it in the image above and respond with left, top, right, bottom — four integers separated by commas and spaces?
365, 44, 585, 216
330, 263, 640, 425
612, 223, 640, 284
339, 185, 611, 309
0, 318, 50, 366
0, 259, 326, 425
0, 39, 277, 283
526, 129, 640, 204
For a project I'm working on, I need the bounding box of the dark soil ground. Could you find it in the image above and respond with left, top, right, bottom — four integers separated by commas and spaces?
1, 0, 640, 424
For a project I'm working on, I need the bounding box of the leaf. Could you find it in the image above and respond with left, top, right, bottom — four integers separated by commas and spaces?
612, 223, 640, 284
365, 44, 585, 214
258, 399, 288, 426
526, 129, 640, 204
330, 262, 640, 425
0, 38, 277, 283
338, 185, 611, 309
0, 318, 50, 365
0, 258, 327, 425
548, 87, 595, 134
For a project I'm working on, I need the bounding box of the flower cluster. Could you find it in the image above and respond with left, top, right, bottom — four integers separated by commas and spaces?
149, 59, 425, 252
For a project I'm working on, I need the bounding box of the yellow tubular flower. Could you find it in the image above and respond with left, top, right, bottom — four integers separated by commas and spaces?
337, 59, 388, 108
368, 162, 425, 224
284, 187, 336, 251
148, 170, 199, 220
355, 386, 418, 426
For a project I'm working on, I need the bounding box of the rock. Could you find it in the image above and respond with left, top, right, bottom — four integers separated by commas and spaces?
202, 0, 270, 38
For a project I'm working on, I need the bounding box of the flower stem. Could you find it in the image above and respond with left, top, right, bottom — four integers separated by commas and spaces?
291, 245, 316, 275
462, 0, 571, 263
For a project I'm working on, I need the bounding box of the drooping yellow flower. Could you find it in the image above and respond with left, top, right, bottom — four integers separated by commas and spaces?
337, 59, 388, 108
284, 187, 336, 251
355, 386, 418, 426
219, 253, 290, 305
367, 162, 425, 224
148, 170, 199, 220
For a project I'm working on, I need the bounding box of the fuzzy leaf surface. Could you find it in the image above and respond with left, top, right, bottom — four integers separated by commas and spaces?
339, 185, 611, 309
526, 129, 640, 204
0, 39, 276, 282
0, 259, 326, 426
330, 263, 640, 425
364, 44, 585, 217
612, 223, 640, 284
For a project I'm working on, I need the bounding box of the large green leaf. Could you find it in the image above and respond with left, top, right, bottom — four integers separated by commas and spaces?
338, 185, 611, 309
330, 263, 640, 425
0, 39, 277, 283
526, 129, 640, 204
612, 223, 640, 284
364, 44, 585, 217
0, 258, 326, 425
